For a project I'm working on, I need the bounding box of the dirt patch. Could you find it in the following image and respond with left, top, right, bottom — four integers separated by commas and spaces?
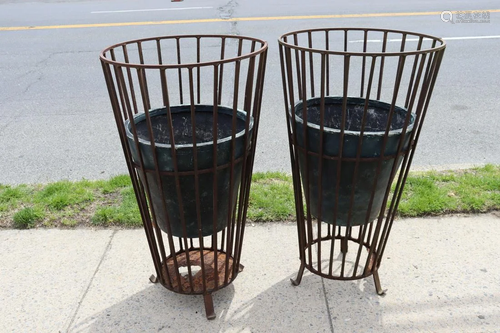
489, 210, 500, 218
298, 102, 409, 131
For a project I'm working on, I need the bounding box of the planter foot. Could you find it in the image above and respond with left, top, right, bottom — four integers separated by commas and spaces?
149, 275, 159, 283
373, 271, 387, 296
291, 263, 306, 286
239, 264, 245, 272
204, 293, 216, 320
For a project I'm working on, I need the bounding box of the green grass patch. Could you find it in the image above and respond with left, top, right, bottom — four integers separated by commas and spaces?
92, 186, 141, 227
97, 174, 133, 194
0, 187, 26, 203
247, 172, 296, 221
0, 185, 31, 212
396, 175, 458, 217
397, 165, 500, 216
35, 180, 94, 210
13, 207, 45, 229
0, 165, 499, 228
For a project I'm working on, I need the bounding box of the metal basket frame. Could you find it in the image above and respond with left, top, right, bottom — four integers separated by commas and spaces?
101, 34, 268, 319
278, 28, 446, 293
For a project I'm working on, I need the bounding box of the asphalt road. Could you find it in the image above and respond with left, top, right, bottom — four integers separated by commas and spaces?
0, 0, 499, 184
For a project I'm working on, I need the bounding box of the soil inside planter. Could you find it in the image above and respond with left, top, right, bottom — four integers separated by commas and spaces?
296, 101, 408, 132
134, 111, 246, 145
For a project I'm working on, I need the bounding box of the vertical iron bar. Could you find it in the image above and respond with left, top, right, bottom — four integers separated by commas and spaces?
308, 31, 315, 97
137, 42, 151, 111
300, 49, 314, 269
156, 39, 162, 65
405, 37, 423, 108
218, 37, 226, 105
315, 52, 327, 273
176, 38, 184, 104
127, 64, 182, 287
196, 37, 201, 104
338, 54, 350, 278
363, 54, 407, 274
234, 42, 257, 277
360, 30, 367, 98
236, 47, 268, 270
109, 50, 129, 122
137, 65, 190, 290
378, 48, 445, 264
383, 52, 427, 228
122, 46, 139, 115
211, 64, 220, 289
293, 34, 303, 100
224, 56, 241, 285
187, 67, 207, 294
325, 30, 330, 97
116, 63, 174, 285
282, 40, 306, 265
350, 56, 377, 276
162, 72, 195, 292
231, 38, 246, 278
243, 41, 257, 113
101, 61, 164, 284
376, 32, 388, 100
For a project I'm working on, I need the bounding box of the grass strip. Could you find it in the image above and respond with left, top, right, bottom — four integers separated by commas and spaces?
0, 165, 499, 229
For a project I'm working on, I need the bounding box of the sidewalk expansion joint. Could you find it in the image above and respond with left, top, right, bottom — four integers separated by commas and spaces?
321, 278, 335, 333
65, 230, 117, 332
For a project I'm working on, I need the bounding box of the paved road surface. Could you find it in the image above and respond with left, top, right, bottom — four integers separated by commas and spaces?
1, 0, 499, 184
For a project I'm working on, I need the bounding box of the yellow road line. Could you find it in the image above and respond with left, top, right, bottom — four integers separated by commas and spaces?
1, 9, 499, 31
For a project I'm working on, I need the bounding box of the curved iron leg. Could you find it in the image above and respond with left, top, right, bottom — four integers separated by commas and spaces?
373, 270, 387, 296
204, 293, 216, 320
291, 262, 306, 286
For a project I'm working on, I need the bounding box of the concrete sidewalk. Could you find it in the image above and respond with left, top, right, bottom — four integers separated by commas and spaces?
1, 214, 499, 332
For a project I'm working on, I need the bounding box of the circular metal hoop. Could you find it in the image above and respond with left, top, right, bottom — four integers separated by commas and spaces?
302, 234, 376, 281
100, 34, 268, 69
278, 27, 445, 57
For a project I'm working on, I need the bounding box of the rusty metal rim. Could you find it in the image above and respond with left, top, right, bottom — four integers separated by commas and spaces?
100, 34, 268, 69
278, 27, 446, 56
304, 264, 374, 280
306, 233, 372, 248
302, 236, 377, 280
125, 105, 253, 150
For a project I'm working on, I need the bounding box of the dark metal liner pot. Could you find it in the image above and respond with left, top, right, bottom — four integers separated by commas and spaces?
293, 96, 414, 226
125, 105, 253, 237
